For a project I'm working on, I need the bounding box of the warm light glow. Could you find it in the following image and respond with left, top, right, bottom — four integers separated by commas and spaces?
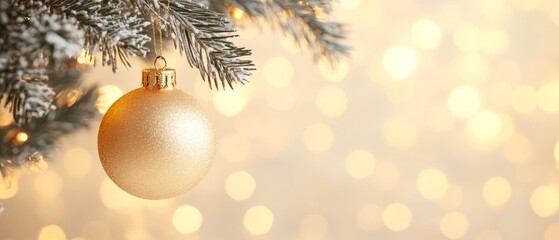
440, 211, 469, 239
38, 225, 66, 240
530, 185, 559, 217
231, 8, 245, 20
382, 115, 417, 149
63, 148, 92, 178
14, 131, 29, 144
303, 123, 334, 153
510, 85, 537, 113
96, 85, 123, 114
447, 85, 482, 118
315, 86, 348, 118
468, 110, 502, 141
483, 177, 512, 207
356, 203, 383, 232
537, 81, 559, 113
263, 57, 294, 87
244, 206, 274, 235
382, 203, 412, 231
344, 149, 376, 179
411, 19, 442, 50
172, 205, 203, 234
318, 60, 350, 82
416, 168, 449, 200
34, 171, 63, 200
382, 45, 417, 80
213, 90, 249, 117
225, 171, 256, 201
77, 49, 93, 65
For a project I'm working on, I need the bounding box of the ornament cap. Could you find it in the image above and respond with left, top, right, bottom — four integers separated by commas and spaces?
142, 68, 176, 90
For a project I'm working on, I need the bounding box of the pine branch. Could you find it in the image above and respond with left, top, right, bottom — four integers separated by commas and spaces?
131, 0, 255, 90
44, 0, 152, 71
210, 0, 349, 62
0, 70, 99, 178
0, 0, 82, 124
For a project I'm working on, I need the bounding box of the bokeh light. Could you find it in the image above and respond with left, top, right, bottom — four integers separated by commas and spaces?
225, 171, 256, 201
537, 81, 559, 113
38, 225, 66, 240
382, 203, 412, 231
263, 57, 295, 87
244, 206, 274, 235
530, 185, 559, 217
315, 86, 348, 118
468, 110, 502, 141
440, 211, 469, 239
482, 177, 512, 207
172, 205, 203, 234
416, 168, 449, 200
411, 19, 442, 50
344, 149, 376, 179
213, 90, 249, 117
382, 45, 417, 80
447, 85, 482, 118
96, 85, 123, 114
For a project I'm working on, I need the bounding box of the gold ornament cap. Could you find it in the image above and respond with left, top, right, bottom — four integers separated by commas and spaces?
142, 68, 176, 90
142, 56, 176, 90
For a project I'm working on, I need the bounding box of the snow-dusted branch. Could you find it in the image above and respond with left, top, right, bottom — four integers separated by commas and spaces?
210, 0, 349, 62
131, 0, 255, 89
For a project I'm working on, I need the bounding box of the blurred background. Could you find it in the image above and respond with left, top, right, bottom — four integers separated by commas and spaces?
2, 0, 559, 239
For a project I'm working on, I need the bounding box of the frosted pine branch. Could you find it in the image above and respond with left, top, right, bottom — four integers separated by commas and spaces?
45, 0, 152, 71
210, 0, 349, 62
0, 70, 99, 178
131, 0, 254, 90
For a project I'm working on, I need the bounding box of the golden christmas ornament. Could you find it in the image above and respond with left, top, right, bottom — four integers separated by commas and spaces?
98, 61, 215, 200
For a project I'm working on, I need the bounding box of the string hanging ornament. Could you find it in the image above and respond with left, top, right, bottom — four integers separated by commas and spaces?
97, 3, 215, 200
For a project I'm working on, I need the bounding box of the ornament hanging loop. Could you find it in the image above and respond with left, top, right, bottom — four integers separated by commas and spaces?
154, 55, 167, 70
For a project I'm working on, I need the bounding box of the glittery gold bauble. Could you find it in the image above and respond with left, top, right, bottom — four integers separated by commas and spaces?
98, 68, 215, 200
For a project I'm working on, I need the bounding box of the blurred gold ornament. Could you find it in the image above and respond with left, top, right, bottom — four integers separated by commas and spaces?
98, 59, 215, 200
